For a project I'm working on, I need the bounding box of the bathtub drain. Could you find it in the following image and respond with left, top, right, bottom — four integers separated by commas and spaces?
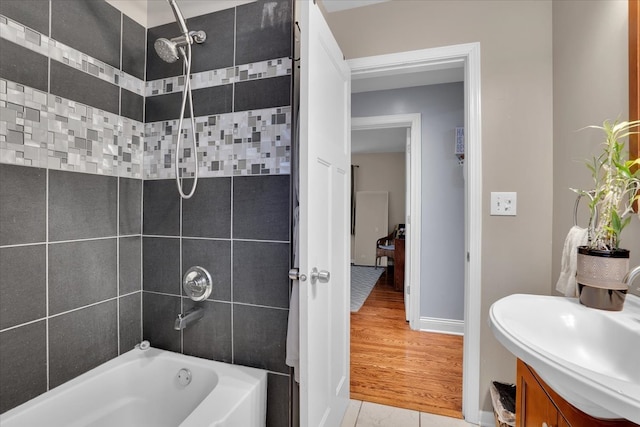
177, 368, 192, 387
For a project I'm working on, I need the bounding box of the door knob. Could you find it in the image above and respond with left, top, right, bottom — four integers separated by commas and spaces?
310, 267, 330, 284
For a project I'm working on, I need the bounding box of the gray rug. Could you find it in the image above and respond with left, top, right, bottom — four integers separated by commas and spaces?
351, 266, 384, 312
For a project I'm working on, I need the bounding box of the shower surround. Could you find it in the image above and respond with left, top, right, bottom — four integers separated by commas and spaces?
0, 1, 292, 426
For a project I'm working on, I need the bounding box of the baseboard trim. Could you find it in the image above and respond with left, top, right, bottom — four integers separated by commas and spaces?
419, 316, 464, 335
478, 410, 496, 426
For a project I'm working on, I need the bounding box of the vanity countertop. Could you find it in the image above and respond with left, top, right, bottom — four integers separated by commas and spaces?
489, 293, 640, 424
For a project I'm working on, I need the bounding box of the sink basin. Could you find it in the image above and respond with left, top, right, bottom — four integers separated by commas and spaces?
489, 293, 640, 424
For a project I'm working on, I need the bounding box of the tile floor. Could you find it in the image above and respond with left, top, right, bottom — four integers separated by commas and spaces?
341, 400, 479, 427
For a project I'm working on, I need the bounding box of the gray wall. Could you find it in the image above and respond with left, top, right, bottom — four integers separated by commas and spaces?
552, 0, 640, 298
352, 82, 465, 321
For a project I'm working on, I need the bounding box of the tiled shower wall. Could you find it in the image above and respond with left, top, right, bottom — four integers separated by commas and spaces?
0, 0, 145, 415
0, 164, 142, 413
0, 0, 293, 425
142, 1, 292, 426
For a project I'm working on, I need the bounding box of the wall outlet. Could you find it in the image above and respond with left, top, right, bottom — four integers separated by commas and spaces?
490, 192, 517, 216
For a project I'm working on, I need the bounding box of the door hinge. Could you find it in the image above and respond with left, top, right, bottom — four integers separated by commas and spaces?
467, 252, 470, 262
406, 286, 410, 295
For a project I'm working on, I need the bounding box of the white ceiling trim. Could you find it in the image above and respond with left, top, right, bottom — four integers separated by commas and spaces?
321, 0, 391, 13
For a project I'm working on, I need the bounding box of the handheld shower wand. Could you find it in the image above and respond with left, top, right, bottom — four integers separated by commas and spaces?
153, 0, 207, 199
168, 0, 189, 37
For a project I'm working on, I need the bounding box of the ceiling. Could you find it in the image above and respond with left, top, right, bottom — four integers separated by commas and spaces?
109, 0, 391, 28
105, 0, 255, 27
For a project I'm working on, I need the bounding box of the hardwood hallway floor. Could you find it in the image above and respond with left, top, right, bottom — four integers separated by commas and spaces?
350, 269, 464, 419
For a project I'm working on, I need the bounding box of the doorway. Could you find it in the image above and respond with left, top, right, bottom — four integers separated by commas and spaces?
350, 106, 465, 416
347, 42, 482, 423
351, 114, 419, 325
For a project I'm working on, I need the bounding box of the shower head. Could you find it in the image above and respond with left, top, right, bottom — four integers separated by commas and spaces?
154, 31, 207, 63
154, 37, 180, 63
154, 0, 207, 64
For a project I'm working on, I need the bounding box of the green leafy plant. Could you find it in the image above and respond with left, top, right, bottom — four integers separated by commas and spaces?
572, 119, 640, 250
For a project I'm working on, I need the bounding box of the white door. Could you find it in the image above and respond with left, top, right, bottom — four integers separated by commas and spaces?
298, 0, 351, 425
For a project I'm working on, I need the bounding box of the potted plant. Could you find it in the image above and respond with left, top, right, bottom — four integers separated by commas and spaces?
571, 119, 640, 311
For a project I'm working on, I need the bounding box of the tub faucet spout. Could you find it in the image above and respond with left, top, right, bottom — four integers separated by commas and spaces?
174, 307, 204, 330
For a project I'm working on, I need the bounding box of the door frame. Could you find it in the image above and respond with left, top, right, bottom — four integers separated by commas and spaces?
348, 42, 482, 424
351, 113, 421, 329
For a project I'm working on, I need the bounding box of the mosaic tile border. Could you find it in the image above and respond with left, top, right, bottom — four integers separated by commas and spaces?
0, 14, 145, 97
1, 13, 291, 179
0, 79, 144, 178
146, 57, 293, 97
144, 107, 291, 178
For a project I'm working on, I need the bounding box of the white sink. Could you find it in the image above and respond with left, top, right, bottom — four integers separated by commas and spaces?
489, 293, 640, 424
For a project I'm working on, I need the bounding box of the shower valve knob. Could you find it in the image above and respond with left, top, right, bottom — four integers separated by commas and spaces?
183, 266, 212, 301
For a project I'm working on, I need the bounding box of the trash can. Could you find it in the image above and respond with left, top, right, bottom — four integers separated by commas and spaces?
490, 381, 516, 427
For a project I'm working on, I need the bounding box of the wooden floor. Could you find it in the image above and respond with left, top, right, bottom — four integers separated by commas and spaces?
350, 269, 464, 419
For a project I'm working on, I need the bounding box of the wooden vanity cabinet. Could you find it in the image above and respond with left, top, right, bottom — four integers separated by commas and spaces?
516, 359, 638, 427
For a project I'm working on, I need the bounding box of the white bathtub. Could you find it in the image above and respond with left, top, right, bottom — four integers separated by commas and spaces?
0, 346, 267, 427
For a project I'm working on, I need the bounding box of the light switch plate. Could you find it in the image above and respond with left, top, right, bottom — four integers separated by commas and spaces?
491, 192, 517, 216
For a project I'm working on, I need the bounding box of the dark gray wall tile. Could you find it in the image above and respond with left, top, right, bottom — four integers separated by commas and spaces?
182, 239, 231, 301
0, 39, 48, 97
183, 299, 231, 363
122, 14, 146, 81
119, 178, 142, 235
121, 88, 144, 122
49, 301, 118, 388
233, 304, 288, 373
193, 85, 234, 117
51, 0, 121, 69
145, 91, 184, 123
188, 8, 235, 73
49, 239, 117, 315
233, 175, 290, 241
0, 321, 47, 413
183, 177, 231, 238
0, 164, 46, 246
49, 170, 117, 241
235, 76, 291, 112
143, 237, 180, 295
235, 0, 291, 65
233, 241, 289, 308
267, 373, 290, 427
143, 179, 180, 236
119, 292, 141, 354
145, 85, 233, 123
119, 236, 141, 295
142, 292, 181, 353
0, 0, 50, 35
0, 245, 46, 330
50, 60, 120, 116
